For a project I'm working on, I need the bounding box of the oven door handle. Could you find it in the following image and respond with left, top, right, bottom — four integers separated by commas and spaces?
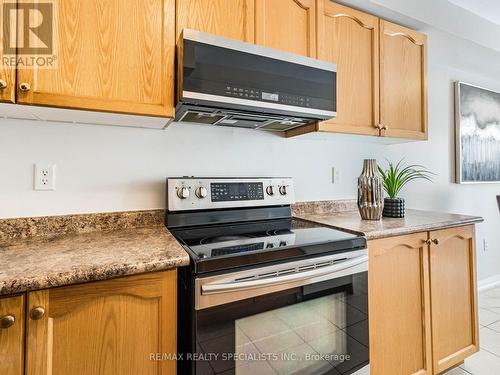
201, 255, 368, 295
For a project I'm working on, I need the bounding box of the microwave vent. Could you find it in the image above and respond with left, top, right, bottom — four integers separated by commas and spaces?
179, 111, 225, 125
259, 120, 306, 132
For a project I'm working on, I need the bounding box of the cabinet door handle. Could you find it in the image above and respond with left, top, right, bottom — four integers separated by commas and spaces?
432, 238, 440, 245
30, 306, 45, 320
0, 79, 7, 90
381, 125, 388, 130
425, 239, 432, 245
19, 82, 31, 92
0, 314, 15, 329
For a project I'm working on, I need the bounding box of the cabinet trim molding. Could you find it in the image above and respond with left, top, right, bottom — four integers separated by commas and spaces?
329, 13, 375, 30
383, 31, 425, 45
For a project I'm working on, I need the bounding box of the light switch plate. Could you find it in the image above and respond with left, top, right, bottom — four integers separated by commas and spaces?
34, 164, 56, 191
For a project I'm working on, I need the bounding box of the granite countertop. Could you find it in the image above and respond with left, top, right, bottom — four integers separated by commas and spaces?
0, 211, 190, 296
0, 203, 484, 297
294, 208, 484, 240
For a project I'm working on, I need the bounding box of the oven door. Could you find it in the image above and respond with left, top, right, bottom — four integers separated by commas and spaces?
191, 250, 369, 375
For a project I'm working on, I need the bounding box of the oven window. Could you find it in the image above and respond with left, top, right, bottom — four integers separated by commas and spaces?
193, 272, 368, 375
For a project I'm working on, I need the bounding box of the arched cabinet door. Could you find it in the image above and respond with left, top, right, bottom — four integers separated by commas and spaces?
316, 0, 380, 136
16, 0, 175, 118
429, 225, 479, 374
25, 271, 177, 375
380, 20, 428, 139
255, 0, 317, 58
176, 0, 255, 42
368, 233, 433, 375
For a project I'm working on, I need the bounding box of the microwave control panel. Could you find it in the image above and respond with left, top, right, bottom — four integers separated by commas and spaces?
223, 85, 312, 108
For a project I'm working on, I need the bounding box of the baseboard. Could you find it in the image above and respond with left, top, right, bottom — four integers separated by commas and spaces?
478, 274, 500, 292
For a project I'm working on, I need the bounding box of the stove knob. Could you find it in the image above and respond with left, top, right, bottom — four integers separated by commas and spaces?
177, 186, 190, 199
195, 186, 208, 199
279, 185, 288, 196
266, 185, 275, 196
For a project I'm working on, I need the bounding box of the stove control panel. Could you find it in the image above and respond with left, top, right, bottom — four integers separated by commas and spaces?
167, 177, 295, 211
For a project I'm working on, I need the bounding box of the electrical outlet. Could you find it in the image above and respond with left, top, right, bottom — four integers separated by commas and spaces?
34, 164, 56, 191
332, 167, 342, 184
484, 239, 489, 252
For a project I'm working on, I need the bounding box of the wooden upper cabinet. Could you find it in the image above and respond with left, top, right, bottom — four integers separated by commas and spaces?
0, 295, 25, 375
380, 20, 428, 139
16, 0, 175, 117
368, 233, 433, 375
25, 271, 177, 375
255, 0, 316, 58
176, 0, 255, 42
0, 0, 16, 103
316, 0, 379, 136
429, 225, 479, 374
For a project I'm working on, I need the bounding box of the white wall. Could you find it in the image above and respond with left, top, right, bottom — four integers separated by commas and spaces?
0, 2, 499, 280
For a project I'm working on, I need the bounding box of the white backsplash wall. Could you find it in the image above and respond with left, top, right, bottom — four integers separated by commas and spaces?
0, 16, 499, 280
0, 119, 383, 218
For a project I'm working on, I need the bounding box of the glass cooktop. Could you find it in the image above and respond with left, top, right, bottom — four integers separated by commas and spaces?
170, 218, 366, 273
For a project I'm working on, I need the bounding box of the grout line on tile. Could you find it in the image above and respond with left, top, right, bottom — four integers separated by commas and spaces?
458, 366, 474, 374
477, 345, 500, 360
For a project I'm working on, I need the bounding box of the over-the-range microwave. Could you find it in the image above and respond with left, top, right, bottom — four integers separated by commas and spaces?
175, 29, 337, 132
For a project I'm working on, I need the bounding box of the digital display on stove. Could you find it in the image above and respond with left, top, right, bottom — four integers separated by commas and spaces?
211, 182, 264, 202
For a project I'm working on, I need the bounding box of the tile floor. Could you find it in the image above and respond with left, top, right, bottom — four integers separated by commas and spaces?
445, 286, 500, 374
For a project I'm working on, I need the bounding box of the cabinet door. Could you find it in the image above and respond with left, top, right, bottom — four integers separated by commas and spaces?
368, 233, 433, 375
255, 0, 316, 57
0, 295, 25, 375
26, 270, 177, 375
176, 0, 255, 42
380, 20, 427, 139
17, 0, 175, 117
429, 225, 479, 373
0, 0, 15, 103
316, 1, 379, 136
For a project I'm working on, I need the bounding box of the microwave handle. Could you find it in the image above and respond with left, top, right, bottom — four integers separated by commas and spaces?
201, 255, 368, 295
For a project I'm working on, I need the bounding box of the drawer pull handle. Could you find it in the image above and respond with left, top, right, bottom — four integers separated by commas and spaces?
19, 82, 31, 92
0, 314, 15, 329
30, 306, 45, 320
0, 79, 7, 90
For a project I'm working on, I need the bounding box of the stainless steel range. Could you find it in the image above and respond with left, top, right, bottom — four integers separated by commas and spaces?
166, 177, 369, 375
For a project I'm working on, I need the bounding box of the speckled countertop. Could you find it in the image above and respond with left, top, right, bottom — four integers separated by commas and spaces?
0, 211, 189, 296
294, 206, 484, 240
0, 203, 484, 296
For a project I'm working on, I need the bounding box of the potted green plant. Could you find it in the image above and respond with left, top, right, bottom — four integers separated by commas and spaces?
378, 160, 434, 218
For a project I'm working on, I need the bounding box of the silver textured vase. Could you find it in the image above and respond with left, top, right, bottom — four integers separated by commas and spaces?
357, 159, 383, 220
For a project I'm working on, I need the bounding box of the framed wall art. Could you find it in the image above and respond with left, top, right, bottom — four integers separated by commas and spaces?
455, 81, 500, 183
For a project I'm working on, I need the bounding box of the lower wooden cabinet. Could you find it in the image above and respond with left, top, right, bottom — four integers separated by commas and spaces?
429, 226, 479, 373
369, 225, 479, 375
0, 294, 25, 375
369, 232, 433, 375
0, 270, 177, 375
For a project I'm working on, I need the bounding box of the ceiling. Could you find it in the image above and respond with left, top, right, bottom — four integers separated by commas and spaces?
448, 0, 500, 25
